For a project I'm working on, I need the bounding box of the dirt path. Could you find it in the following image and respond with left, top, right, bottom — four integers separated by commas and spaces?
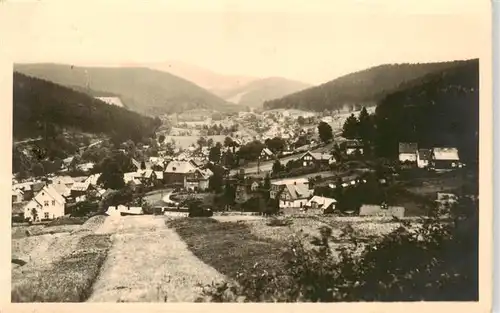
88, 215, 226, 302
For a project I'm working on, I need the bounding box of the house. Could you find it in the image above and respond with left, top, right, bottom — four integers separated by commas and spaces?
344, 140, 364, 155
24, 185, 66, 221
106, 205, 144, 217
49, 182, 71, 198
185, 168, 212, 191
85, 174, 101, 187
164, 161, 198, 186
431, 148, 460, 171
12, 189, 24, 203
270, 178, 310, 199
250, 181, 260, 191
359, 204, 405, 219
70, 180, 92, 198
77, 162, 95, 172
260, 148, 274, 161
417, 149, 432, 168
278, 183, 313, 209
137, 169, 158, 186
131, 158, 142, 171
299, 151, 335, 167
305, 196, 337, 213
436, 192, 459, 208
51, 176, 75, 188
398, 143, 418, 163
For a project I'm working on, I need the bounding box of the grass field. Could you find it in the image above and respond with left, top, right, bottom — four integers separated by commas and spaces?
166, 218, 287, 281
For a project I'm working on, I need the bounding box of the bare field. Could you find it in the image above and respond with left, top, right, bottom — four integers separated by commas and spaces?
164, 135, 226, 149
11, 215, 109, 302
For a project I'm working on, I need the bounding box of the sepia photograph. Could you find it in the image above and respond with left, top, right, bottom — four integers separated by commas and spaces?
3, 0, 492, 307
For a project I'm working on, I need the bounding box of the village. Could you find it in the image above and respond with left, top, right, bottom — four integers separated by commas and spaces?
12, 107, 472, 224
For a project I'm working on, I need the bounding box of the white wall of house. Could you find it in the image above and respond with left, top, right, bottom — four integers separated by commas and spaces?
34, 190, 65, 220
399, 153, 417, 162
279, 199, 307, 208
417, 156, 429, 168
24, 200, 42, 221
346, 148, 363, 155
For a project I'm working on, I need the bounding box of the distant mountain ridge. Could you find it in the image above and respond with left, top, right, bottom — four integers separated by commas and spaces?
140, 60, 257, 96
263, 60, 475, 112
219, 77, 311, 108
14, 63, 240, 116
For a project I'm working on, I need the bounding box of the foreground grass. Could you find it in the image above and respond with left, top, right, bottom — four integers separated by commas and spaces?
167, 218, 287, 280
12, 234, 112, 302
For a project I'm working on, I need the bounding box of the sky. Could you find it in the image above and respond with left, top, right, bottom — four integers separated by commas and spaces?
1, 0, 490, 85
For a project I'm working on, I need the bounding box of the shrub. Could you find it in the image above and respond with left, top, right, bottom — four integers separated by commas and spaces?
199, 197, 478, 302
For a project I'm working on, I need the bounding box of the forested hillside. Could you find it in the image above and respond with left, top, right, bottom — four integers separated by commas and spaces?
373, 59, 479, 163
263, 60, 473, 112
13, 72, 160, 142
14, 63, 239, 115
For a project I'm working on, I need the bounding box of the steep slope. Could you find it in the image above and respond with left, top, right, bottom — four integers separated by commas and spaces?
13, 72, 160, 142
219, 77, 311, 108
143, 60, 257, 96
373, 59, 479, 163
14, 63, 239, 115
263, 60, 473, 112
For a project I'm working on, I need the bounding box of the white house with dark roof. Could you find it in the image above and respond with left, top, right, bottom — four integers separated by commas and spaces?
305, 195, 337, 213
299, 151, 335, 167
398, 143, 418, 163
24, 185, 66, 221
431, 147, 460, 171
417, 149, 432, 168
260, 148, 274, 161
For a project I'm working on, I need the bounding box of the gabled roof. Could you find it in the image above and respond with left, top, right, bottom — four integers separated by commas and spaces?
432, 148, 459, 161
71, 180, 91, 192
417, 149, 432, 161
39, 185, 66, 205
131, 158, 142, 169
261, 148, 274, 156
48, 183, 71, 197
165, 161, 197, 174
399, 143, 418, 154
284, 183, 311, 200
306, 196, 337, 209
85, 174, 101, 186
301, 151, 333, 161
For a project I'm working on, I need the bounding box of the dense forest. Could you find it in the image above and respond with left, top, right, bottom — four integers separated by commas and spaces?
14, 63, 240, 115
263, 60, 474, 112
373, 59, 479, 163
13, 72, 160, 142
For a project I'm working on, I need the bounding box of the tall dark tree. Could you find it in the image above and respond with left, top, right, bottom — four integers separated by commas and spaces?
158, 134, 166, 144
209, 145, 222, 163
31, 162, 45, 178
318, 121, 333, 143
342, 113, 359, 139
358, 107, 375, 142
265, 137, 286, 154
272, 160, 283, 174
